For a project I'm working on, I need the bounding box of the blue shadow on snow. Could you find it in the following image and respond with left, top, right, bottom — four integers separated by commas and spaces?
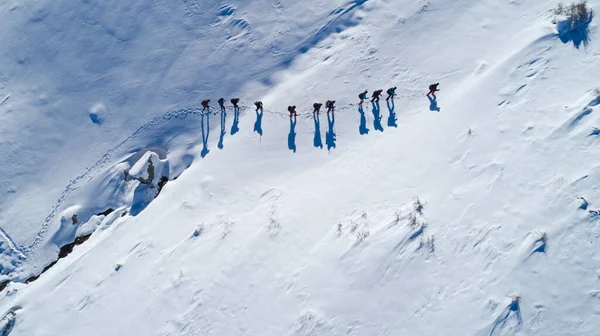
130, 184, 154, 216
218, 108, 226, 150
288, 115, 297, 153
557, 12, 593, 49
386, 99, 398, 128
201, 112, 210, 158
358, 105, 369, 135
589, 128, 600, 136
231, 107, 240, 135
89, 112, 102, 125
489, 299, 522, 335
371, 101, 384, 132
313, 113, 323, 149
326, 111, 337, 151
254, 109, 263, 136
428, 95, 441, 112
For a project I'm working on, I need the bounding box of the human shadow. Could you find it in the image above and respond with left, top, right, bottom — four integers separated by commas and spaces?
358, 105, 369, 135
313, 113, 323, 149
201, 112, 210, 158
428, 95, 441, 112
557, 12, 593, 49
386, 99, 398, 128
231, 107, 240, 135
326, 112, 337, 151
218, 108, 226, 150
254, 109, 263, 137
371, 101, 384, 132
288, 115, 297, 153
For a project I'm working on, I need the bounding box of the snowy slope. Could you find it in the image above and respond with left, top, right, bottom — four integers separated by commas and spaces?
0, 0, 365, 277
2, 0, 600, 335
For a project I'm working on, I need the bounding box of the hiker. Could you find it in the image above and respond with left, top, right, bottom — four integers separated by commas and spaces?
288, 105, 297, 117
230, 98, 240, 108
218, 98, 225, 110
254, 101, 263, 112
326, 100, 336, 113
371, 90, 383, 102
427, 83, 440, 96
313, 103, 323, 114
386, 87, 397, 100
358, 90, 368, 105
201, 99, 210, 112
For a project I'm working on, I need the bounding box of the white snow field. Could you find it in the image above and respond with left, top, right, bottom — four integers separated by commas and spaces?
1, 0, 600, 334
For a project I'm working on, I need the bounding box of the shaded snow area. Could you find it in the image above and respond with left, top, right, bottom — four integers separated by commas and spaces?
1, 0, 600, 335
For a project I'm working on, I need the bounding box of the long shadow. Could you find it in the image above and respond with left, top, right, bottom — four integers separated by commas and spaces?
326, 112, 337, 151
557, 13, 593, 49
386, 99, 398, 128
313, 113, 323, 149
428, 95, 441, 112
489, 299, 522, 335
358, 105, 369, 135
371, 101, 384, 132
130, 184, 154, 216
254, 109, 263, 137
288, 116, 297, 153
201, 112, 210, 158
218, 108, 226, 150
231, 107, 240, 135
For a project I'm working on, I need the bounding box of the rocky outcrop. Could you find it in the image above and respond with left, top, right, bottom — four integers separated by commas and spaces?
25, 233, 92, 284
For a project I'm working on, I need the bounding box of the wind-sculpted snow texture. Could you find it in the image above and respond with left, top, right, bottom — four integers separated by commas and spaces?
2, 0, 600, 335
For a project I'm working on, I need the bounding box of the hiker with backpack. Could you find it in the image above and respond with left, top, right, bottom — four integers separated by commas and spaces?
427, 83, 440, 97
288, 105, 297, 117
313, 103, 323, 114
358, 90, 368, 105
386, 87, 397, 101
326, 100, 336, 113
231, 98, 240, 108
218, 98, 226, 111
371, 90, 383, 103
254, 101, 263, 112
201, 99, 210, 112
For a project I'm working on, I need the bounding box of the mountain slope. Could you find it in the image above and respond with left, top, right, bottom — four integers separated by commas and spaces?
1, 0, 600, 335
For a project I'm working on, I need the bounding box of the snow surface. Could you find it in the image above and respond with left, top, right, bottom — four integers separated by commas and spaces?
1, 0, 600, 334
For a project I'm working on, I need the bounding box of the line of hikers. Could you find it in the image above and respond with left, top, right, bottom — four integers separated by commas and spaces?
200, 83, 440, 115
